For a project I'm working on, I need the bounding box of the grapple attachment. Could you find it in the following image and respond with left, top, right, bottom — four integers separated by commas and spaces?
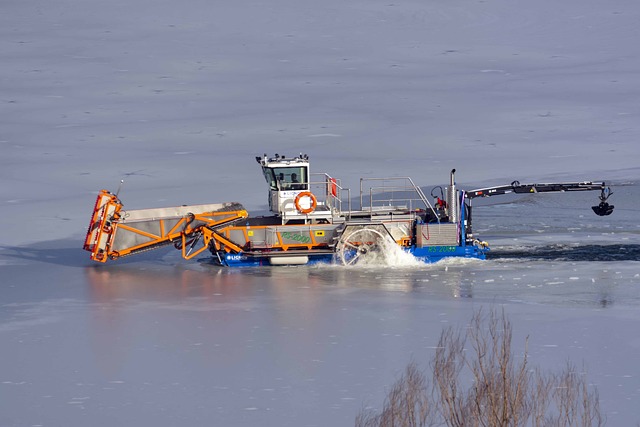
591, 186, 614, 216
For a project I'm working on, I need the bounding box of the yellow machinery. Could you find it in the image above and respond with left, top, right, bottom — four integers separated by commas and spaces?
83, 189, 248, 262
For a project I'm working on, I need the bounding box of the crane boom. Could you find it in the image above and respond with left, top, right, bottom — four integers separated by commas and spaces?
466, 180, 614, 216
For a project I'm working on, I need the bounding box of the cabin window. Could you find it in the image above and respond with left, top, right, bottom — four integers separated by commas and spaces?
270, 167, 308, 190
262, 168, 277, 190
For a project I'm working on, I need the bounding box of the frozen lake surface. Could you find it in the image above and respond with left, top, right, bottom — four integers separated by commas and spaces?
2, 0, 640, 425
2, 185, 640, 426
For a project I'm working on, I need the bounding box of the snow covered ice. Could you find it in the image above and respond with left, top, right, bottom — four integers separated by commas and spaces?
2, 0, 640, 425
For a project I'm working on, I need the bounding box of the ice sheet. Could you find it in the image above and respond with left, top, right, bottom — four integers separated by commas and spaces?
1, 0, 640, 425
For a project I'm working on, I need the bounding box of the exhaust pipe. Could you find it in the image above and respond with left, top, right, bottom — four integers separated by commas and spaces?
447, 169, 458, 224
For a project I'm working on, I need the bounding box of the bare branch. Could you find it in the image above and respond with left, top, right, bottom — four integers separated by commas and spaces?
358, 308, 603, 427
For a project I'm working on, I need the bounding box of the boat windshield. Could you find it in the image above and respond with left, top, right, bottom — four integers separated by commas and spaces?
263, 166, 307, 191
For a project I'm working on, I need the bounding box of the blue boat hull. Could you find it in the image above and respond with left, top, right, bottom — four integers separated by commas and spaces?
217, 244, 487, 267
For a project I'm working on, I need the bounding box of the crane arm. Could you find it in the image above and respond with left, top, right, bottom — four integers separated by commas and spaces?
465, 181, 614, 216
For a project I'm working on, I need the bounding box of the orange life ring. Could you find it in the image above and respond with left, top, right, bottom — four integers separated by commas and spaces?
294, 191, 317, 214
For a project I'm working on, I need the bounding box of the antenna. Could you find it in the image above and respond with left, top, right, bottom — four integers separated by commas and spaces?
115, 179, 125, 197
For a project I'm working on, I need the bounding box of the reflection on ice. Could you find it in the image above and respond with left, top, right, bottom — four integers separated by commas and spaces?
80, 251, 640, 310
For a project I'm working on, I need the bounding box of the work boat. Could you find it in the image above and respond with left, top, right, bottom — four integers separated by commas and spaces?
84, 154, 614, 267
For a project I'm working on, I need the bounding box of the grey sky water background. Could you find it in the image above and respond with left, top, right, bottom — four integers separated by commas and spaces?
2, 0, 640, 425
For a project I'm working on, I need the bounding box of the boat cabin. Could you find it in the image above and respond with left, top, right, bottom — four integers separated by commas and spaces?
257, 153, 334, 223
258, 153, 309, 192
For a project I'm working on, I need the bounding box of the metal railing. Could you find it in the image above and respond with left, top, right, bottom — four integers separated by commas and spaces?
359, 177, 437, 219
309, 173, 351, 215
277, 174, 439, 221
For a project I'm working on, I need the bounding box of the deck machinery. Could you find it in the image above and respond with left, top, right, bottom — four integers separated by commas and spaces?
84, 154, 614, 267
